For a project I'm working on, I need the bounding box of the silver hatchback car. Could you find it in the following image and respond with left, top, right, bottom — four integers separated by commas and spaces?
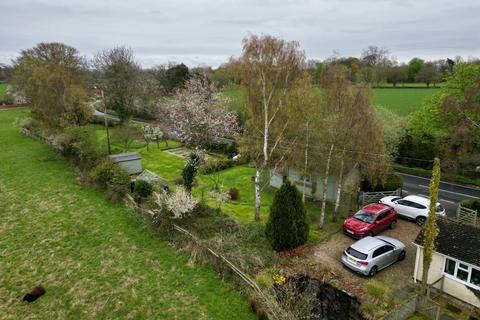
341, 236, 406, 276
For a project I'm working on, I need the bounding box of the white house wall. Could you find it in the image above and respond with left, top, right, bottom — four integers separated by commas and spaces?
414, 247, 444, 284
414, 246, 480, 308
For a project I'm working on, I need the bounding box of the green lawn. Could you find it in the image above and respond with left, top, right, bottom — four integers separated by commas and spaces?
0, 108, 254, 319
221, 84, 439, 117
134, 147, 342, 243
373, 88, 440, 116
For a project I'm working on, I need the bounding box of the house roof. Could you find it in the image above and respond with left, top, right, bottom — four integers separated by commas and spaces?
414, 218, 480, 267
109, 152, 141, 163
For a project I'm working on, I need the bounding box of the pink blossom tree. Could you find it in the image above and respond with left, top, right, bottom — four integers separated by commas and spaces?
159, 76, 239, 149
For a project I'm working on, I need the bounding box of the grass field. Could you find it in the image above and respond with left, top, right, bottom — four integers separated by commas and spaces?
373, 88, 440, 116
222, 84, 439, 117
0, 108, 255, 319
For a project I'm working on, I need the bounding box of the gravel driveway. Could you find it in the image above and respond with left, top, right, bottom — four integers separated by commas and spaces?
310, 218, 421, 299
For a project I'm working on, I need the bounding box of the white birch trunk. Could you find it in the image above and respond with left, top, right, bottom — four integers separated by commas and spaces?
302, 121, 309, 202
333, 150, 346, 221
254, 167, 261, 221
319, 143, 334, 228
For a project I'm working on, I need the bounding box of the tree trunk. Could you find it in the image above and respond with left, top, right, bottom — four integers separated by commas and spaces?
302, 121, 309, 203
254, 167, 261, 222
333, 152, 345, 222
319, 144, 334, 228
101, 89, 111, 155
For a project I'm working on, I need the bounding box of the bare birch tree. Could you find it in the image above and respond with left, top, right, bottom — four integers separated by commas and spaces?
231, 34, 306, 222
317, 64, 389, 227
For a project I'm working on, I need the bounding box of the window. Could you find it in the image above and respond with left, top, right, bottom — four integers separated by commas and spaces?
444, 258, 456, 275
397, 200, 413, 207
377, 212, 388, 221
353, 210, 376, 224
410, 202, 427, 209
470, 268, 480, 286
457, 263, 469, 281
346, 247, 367, 260
436, 204, 444, 213
373, 246, 392, 258
444, 257, 480, 289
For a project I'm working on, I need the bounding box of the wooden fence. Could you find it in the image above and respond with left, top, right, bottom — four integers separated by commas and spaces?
456, 204, 478, 225
361, 189, 402, 205
416, 295, 440, 320
382, 295, 417, 320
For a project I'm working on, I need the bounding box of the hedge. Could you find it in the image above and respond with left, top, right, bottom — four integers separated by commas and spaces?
361, 173, 403, 192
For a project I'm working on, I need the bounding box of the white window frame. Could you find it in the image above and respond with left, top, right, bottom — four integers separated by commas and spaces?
443, 256, 480, 290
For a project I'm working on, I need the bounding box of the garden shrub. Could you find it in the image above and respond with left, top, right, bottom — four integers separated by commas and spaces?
265, 181, 309, 251
134, 180, 153, 198
207, 141, 237, 156
89, 158, 129, 186
61, 125, 103, 167
19, 116, 41, 133
182, 153, 201, 194
0, 93, 14, 105
364, 279, 387, 299
228, 187, 239, 200
200, 158, 234, 174
110, 167, 130, 186
255, 271, 274, 289
461, 199, 480, 213
361, 172, 403, 192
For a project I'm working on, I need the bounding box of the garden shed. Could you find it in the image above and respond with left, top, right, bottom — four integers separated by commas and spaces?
270, 166, 361, 202
109, 152, 142, 175
136, 169, 169, 187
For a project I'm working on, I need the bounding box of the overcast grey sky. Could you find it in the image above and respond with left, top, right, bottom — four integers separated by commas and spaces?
1, 0, 479, 67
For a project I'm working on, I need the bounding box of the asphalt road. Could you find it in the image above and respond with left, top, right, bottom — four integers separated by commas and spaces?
399, 172, 480, 216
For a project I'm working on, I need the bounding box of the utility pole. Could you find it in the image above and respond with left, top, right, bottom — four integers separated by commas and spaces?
100, 88, 111, 155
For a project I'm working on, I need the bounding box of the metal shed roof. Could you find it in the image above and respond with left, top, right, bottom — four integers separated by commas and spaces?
109, 152, 141, 163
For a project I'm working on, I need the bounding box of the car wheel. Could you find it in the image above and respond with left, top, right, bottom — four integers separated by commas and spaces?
398, 250, 406, 261
416, 216, 426, 226
369, 266, 378, 277
389, 220, 397, 229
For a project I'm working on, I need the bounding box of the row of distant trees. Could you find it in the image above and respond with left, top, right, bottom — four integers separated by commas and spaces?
306, 47, 480, 87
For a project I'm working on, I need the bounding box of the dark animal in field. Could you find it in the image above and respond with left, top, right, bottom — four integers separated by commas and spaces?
22, 286, 45, 303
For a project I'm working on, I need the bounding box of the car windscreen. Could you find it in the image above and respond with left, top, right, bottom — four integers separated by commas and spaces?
346, 247, 368, 260
353, 210, 376, 224
436, 204, 444, 212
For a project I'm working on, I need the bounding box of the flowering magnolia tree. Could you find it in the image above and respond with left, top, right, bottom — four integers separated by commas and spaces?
159, 76, 239, 149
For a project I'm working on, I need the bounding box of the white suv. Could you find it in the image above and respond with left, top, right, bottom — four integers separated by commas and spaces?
379, 195, 445, 225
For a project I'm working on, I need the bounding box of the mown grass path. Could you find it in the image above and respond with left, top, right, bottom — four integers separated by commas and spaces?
0, 108, 254, 319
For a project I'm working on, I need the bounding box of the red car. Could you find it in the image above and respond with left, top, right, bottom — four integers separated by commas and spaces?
343, 203, 398, 239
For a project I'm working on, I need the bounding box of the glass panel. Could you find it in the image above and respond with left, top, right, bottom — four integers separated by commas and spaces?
373, 247, 385, 258
346, 247, 367, 260
470, 268, 480, 287
444, 259, 456, 275
457, 269, 469, 281
459, 263, 469, 270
